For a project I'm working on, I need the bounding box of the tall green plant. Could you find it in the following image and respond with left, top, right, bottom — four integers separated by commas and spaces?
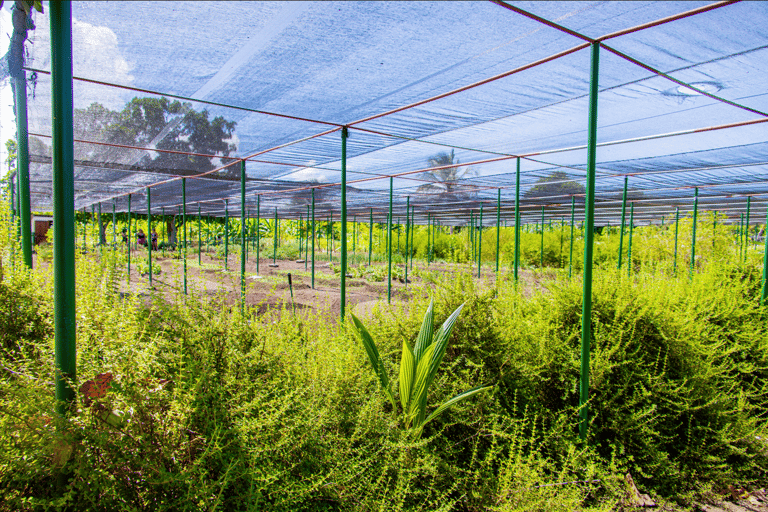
351, 300, 491, 437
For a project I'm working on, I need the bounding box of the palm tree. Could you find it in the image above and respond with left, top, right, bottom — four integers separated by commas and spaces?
417, 150, 477, 198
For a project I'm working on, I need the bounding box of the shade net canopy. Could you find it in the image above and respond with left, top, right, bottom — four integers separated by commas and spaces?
11, 0, 768, 226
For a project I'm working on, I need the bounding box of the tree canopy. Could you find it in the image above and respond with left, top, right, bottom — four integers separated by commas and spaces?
524, 170, 585, 200
72, 97, 238, 175
417, 150, 477, 200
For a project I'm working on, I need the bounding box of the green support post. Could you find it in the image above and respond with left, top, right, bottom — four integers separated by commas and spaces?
690, 188, 698, 278
762, 205, 768, 305
627, 203, 634, 277
387, 176, 393, 303
82, 208, 86, 252
673, 207, 680, 274
405, 198, 410, 287
713, 210, 717, 248
618, 176, 628, 269
256, 195, 261, 274
51, 0, 77, 415
540, 206, 544, 268
14, 69, 32, 268
311, 190, 315, 288
127, 195, 131, 282
198, 204, 202, 266
368, 208, 373, 265
579, 41, 600, 442
306, 204, 310, 270
97, 203, 103, 255
341, 127, 349, 320
147, 187, 152, 287
477, 207, 483, 278
273, 208, 278, 264
569, 196, 575, 279
496, 188, 501, 275
240, 161, 246, 311
745, 197, 751, 262
514, 158, 521, 282
112, 201, 116, 246
410, 208, 415, 271
224, 200, 229, 270
182, 178, 187, 295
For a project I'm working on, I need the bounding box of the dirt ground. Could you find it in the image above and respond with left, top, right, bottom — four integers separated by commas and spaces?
28, 245, 566, 321
112, 248, 513, 321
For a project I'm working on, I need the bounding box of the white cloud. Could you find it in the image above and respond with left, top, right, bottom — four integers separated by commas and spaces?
1, 6, 136, 177
282, 161, 329, 182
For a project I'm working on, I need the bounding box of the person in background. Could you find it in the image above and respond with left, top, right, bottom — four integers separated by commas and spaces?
137, 228, 147, 247
151, 227, 158, 250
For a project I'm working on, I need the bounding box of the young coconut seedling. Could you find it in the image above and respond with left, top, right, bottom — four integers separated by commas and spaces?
351, 300, 491, 437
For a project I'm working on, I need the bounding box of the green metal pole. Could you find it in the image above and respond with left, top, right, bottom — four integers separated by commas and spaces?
112, 201, 116, 246
410, 208, 415, 270
51, 0, 77, 415
387, 176, 393, 303
182, 178, 187, 295
306, 204, 310, 270
405, 198, 410, 287
97, 203, 102, 255
311, 190, 315, 288
82, 208, 86, 253
273, 208, 278, 264
147, 187, 152, 287
540, 206, 544, 268
745, 197, 751, 262
569, 196, 575, 279
240, 161, 246, 311
224, 200, 229, 270
256, 195, 261, 274
368, 208, 373, 265
127, 195, 131, 282
341, 126, 349, 320
198, 203, 201, 266
673, 207, 680, 274
514, 158, 521, 282
496, 189, 501, 275
579, 42, 600, 442
761, 205, 768, 305
477, 206, 483, 278
617, 176, 628, 269
14, 71, 32, 268
627, 202, 634, 277
690, 188, 698, 278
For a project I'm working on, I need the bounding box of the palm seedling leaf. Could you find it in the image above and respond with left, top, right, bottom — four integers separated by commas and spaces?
399, 340, 415, 412
413, 299, 434, 363
351, 314, 396, 408
420, 385, 493, 432
407, 344, 436, 422
426, 303, 464, 385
